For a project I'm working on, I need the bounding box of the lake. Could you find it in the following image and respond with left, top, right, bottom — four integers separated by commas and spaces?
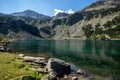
8, 40, 120, 76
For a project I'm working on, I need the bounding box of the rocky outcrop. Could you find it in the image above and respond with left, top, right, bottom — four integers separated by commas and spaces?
47, 58, 71, 77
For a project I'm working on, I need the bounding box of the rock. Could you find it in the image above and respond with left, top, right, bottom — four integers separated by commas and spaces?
47, 58, 71, 77
101, 34, 111, 40
63, 75, 69, 80
48, 70, 58, 80
21, 75, 35, 80
1, 42, 8, 46
72, 76, 78, 80
0, 45, 7, 52
76, 69, 86, 75
24, 56, 46, 64
13, 75, 35, 80
18, 54, 24, 57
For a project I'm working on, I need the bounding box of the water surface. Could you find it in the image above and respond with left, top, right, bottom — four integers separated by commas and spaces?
8, 40, 120, 73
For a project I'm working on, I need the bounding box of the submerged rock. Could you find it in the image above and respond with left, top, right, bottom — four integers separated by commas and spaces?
47, 58, 71, 77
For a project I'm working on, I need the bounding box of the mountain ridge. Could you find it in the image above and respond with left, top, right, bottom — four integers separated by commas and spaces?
0, 0, 120, 40
10, 10, 51, 19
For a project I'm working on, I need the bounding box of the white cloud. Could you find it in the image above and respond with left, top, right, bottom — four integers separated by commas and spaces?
54, 9, 64, 16
54, 9, 75, 16
66, 9, 74, 14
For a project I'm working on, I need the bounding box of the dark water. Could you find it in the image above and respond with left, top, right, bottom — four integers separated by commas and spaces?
8, 40, 120, 69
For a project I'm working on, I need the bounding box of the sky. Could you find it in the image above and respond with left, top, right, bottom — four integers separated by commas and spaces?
0, 0, 96, 16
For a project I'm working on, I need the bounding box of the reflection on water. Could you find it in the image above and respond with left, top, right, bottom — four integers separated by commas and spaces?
8, 40, 120, 67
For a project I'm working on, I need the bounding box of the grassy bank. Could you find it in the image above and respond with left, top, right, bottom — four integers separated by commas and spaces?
0, 52, 42, 80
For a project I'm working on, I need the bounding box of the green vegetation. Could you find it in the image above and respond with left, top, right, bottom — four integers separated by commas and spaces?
82, 24, 93, 39
104, 24, 120, 39
0, 52, 42, 80
103, 16, 120, 28
0, 34, 13, 43
83, 15, 120, 40
84, 5, 120, 20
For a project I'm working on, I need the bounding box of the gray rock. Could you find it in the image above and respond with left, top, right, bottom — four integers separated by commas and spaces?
48, 70, 58, 80
0, 45, 7, 52
72, 76, 78, 80
47, 58, 71, 77
24, 56, 46, 64
76, 69, 86, 75
18, 54, 24, 57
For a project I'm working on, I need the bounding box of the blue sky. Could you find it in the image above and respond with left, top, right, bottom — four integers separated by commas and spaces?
0, 0, 96, 16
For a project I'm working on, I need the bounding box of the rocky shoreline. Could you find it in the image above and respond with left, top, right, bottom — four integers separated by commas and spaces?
17, 53, 95, 80
0, 42, 95, 80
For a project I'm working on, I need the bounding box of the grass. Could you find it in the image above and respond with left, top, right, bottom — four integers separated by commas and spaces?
0, 52, 42, 80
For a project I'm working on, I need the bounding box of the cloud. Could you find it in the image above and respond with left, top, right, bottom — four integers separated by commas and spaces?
54, 9, 64, 16
54, 9, 74, 16
66, 9, 74, 14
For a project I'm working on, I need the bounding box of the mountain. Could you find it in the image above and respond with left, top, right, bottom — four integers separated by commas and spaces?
0, 12, 6, 16
83, 0, 120, 11
0, 16, 42, 40
0, 0, 120, 40
51, 0, 120, 40
11, 10, 50, 19
53, 13, 69, 19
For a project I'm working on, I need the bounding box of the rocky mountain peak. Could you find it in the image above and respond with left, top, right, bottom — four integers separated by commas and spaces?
83, 0, 120, 11
11, 10, 50, 19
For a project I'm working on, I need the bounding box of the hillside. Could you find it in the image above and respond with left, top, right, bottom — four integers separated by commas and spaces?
0, 16, 42, 40
0, 0, 120, 40
51, 0, 120, 40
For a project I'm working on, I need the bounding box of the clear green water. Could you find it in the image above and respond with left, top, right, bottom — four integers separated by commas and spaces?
8, 40, 120, 76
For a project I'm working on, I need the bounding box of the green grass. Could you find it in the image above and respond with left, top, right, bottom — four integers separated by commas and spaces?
0, 52, 42, 80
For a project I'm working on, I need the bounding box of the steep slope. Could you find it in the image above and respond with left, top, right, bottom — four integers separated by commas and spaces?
11, 10, 50, 19
53, 13, 69, 19
0, 12, 6, 16
0, 16, 42, 40
51, 0, 120, 40
83, 0, 120, 11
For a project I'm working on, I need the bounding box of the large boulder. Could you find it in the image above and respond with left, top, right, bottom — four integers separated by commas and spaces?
47, 58, 71, 77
